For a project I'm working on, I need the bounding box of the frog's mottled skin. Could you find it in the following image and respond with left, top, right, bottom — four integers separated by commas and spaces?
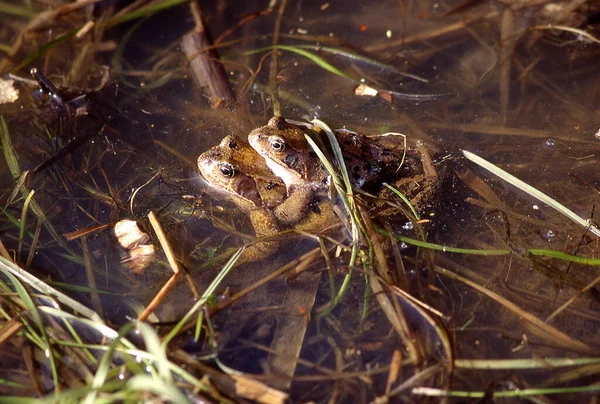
198, 135, 287, 210
248, 117, 437, 220
198, 135, 285, 262
198, 135, 335, 262
248, 117, 328, 190
248, 116, 412, 192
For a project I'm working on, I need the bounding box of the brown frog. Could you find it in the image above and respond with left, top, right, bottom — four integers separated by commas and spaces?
198, 135, 336, 262
198, 135, 285, 262
249, 116, 419, 198
248, 117, 436, 218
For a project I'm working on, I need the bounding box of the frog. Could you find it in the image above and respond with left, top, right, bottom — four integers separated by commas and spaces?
248, 116, 439, 227
198, 135, 336, 262
198, 135, 286, 262
249, 116, 424, 202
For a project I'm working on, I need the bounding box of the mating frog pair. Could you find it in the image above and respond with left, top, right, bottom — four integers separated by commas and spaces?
197, 117, 428, 262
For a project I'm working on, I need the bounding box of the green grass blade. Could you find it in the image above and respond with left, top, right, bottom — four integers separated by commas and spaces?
17, 189, 34, 261
462, 150, 600, 238
246, 45, 353, 81
0, 398, 41, 403
0, 256, 103, 322
378, 228, 600, 264
1, 269, 59, 390
412, 384, 600, 399
84, 322, 136, 404
0, 1, 37, 18
304, 136, 342, 188
162, 247, 243, 347
455, 357, 600, 369
137, 322, 171, 382
127, 375, 190, 403
12, 28, 78, 73
0, 206, 34, 239
293, 44, 428, 82
311, 118, 353, 193
105, 0, 189, 27
0, 116, 21, 178
383, 182, 420, 220
303, 120, 365, 315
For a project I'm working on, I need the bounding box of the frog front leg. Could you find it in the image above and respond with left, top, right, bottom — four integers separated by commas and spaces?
237, 208, 282, 263
272, 186, 314, 225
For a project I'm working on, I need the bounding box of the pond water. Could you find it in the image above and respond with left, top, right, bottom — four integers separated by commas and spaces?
0, 0, 599, 401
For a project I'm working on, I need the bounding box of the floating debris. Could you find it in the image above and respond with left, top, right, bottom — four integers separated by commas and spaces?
0, 79, 19, 104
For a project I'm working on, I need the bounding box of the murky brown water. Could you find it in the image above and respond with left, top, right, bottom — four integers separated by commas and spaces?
1, 0, 599, 401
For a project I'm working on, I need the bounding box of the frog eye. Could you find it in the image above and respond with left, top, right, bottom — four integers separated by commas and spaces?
219, 164, 235, 178
269, 137, 286, 152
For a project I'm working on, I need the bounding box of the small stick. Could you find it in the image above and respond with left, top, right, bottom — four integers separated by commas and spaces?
365, 9, 498, 52
180, 1, 235, 107
137, 272, 180, 322
148, 211, 181, 275
385, 350, 402, 395
210, 247, 321, 314
138, 211, 202, 321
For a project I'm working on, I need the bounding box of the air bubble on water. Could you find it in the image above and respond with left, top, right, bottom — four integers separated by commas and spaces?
545, 138, 556, 147
543, 230, 555, 241
402, 222, 414, 230
135, 355, 142, 363
310, 105, 322, 118
532, 205, 539, 210
400, 242, 408, 250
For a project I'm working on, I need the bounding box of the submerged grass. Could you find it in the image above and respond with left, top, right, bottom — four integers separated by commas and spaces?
0, 2, 36, 19
384, 231, 600, 265
246, 44, 354, 81
307, 119, 361, 316
463, 150, 600, 238
0, 253, 236, 401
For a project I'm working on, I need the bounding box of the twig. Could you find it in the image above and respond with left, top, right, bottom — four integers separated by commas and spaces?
210, 247, 321, 314
137, 272, 180, 322
138, 210, 207, 320
180, 1, 235, 107
365, 9, 499, 52
214, 7, 273, 45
